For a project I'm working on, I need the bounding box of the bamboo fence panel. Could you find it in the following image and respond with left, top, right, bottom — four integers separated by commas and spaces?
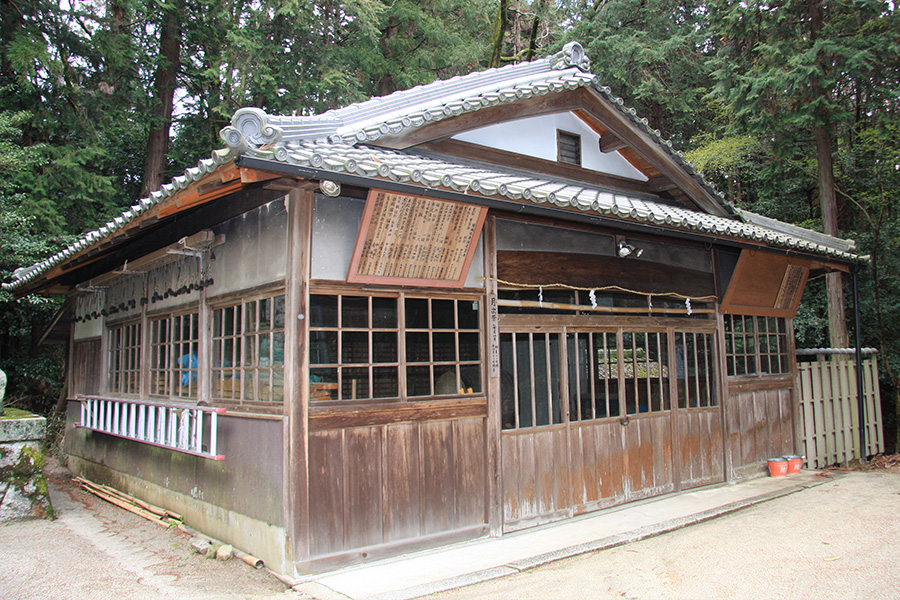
797, 353, 883, 468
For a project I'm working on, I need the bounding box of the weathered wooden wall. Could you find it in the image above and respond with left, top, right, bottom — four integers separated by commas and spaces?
305, 404, 488, 565
677, 407, 724, 489
502, 414, 675, 531
71, 339, 102, 397
724, 377, 795, 479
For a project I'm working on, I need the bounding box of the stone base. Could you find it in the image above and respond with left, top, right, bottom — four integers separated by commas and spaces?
0, 410, 53, 522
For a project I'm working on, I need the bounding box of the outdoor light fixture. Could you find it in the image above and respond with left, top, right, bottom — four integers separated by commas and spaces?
617, 239, 643, 258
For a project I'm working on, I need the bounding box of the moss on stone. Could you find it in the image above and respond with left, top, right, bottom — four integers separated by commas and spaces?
0, 441, 54, 520
0, 408, 34, 420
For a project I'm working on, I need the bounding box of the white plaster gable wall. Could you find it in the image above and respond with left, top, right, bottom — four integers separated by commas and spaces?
452, 112, 649, 181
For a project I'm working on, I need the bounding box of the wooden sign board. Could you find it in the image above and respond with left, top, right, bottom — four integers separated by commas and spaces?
347, 190, 487, 288
721, 249, 811, 317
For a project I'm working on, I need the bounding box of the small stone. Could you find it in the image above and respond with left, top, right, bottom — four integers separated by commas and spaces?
205, 543, 222, 559
190, 537, 211, 554
216, 544, 234, 561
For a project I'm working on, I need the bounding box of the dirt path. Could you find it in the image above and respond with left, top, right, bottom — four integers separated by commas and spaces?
0, 459, 296, 600
426, 469, 900, 600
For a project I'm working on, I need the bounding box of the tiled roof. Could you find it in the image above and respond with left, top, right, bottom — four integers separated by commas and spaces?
3, 42, 858, 293
244, 140, 859, 259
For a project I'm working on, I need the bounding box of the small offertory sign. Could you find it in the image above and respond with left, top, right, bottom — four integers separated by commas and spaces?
347, 189, 487, 288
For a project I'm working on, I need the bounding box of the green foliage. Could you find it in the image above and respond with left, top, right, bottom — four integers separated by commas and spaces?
0, 111, 66, 413
563, 0, 718, 145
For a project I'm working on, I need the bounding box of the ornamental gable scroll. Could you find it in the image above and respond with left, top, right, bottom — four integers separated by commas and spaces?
347, 190, 487, 288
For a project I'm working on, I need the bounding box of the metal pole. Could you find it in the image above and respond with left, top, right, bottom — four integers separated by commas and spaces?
853, 262, 867, 464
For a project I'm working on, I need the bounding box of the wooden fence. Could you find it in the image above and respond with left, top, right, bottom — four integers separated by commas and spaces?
796, 349, 884, 468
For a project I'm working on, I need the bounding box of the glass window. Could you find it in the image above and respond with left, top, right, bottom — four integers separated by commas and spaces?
724, 315, 789, 377
150, 312, 199, 399
308, 293, 481, 402
212, 295, 286, 403
310, 295, 399, 401
108, 321, 141, 395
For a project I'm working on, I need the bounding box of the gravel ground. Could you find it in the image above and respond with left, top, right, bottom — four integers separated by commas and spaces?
2, 458, 898, 600
426, 466, 900, 600
0, 458, 298, 600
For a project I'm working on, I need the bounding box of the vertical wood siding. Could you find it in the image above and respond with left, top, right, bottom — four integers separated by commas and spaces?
677, 408, 724, 489
725, 381, 794, 478
501, 413, 676, 531
72, 339, 102, 397
307, 417, 486, 559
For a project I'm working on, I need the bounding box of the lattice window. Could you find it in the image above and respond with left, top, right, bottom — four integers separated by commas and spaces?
502, 327, 671, 430
500, 332, 563, 428
150, 312, 199, 398
621, 331, 669, 415
724, 315, 789, 377
675, 331, 716, 408
212, 294, 286, 404
405, 297, 482, 398
308, 293, 481, 402
567, 331, 618, 421
108, 321, 141, 395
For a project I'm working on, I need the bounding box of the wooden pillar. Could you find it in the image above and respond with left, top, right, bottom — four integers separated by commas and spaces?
99, 302, 109, 396
139, 279, 150, 399
483, 216, 503, 535
667, 328, 681, 492
786, 317, 802, 455
284, 187, 313, 565
197, 253, 211, 403
715, 308, 732, 481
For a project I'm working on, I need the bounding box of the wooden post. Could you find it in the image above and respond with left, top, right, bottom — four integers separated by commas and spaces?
667, 328, 681, 492
483, 216, 503, 536
140, 275, 150, 399
715, 309, 732, 481
786, 318, 802, 456
197, 252, 211, 403
99, 307, 110, 396
284, 187, 313, 565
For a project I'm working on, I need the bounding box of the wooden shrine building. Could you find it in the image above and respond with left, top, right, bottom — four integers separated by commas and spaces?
4, 42, 860, 577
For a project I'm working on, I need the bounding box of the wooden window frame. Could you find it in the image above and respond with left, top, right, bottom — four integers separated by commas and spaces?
675, 331, 717, 408
149, 310, 200, 399
308, 290, 482, 403
557, 130, 582, 166
501, 325, 674, 431
724, 314, 789, 377
107, 320, 141, 396
211, 293, 286, 405
309, 294, 401, 402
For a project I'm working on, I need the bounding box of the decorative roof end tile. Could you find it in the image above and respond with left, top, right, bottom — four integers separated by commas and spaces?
549, 42, 591, 72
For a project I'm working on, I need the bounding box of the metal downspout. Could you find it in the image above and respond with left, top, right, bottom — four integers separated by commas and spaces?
853, 261, 867, 464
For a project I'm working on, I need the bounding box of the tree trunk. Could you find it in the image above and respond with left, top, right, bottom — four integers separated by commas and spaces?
489, 0, 509, 68
809, 0, 848, 350
141, 1, 182, 197
816, 125, 848, 349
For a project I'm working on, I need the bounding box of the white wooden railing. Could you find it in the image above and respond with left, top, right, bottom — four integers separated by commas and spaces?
796, 348, 883, 468
75, 395, 225, 460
